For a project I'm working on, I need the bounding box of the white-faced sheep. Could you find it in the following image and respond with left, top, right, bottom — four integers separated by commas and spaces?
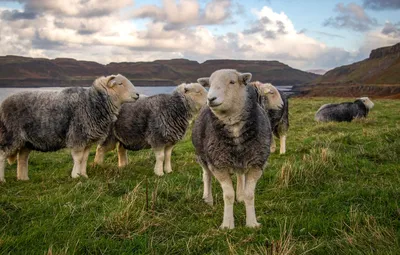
0, 74, 139, 182
250, 81, 289, 154
94, 83, 208, 176
192, 69, 283, 229
315, 97, 374, 122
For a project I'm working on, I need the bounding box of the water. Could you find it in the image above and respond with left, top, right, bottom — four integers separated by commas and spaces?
0, 85, 293, 103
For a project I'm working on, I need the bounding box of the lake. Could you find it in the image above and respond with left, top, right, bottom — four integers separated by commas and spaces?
0, 85, 293, 103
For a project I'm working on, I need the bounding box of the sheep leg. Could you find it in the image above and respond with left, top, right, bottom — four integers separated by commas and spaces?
236, 173, 245, 203
244, 168, 262, 228
270, 136, 276, 153
153, 146, 165, 176
71, 148, 85, 178
7, 153, 17, 165
118, 143, 128, 167
280, 135, 286, 154
79, 146, 91, 178
212, 169, 235, 229
0, 151, 5, 182
202, 166, 213, 206
94, 140, 116, 165
163, 145, 174, 174
17, 147, 31, 181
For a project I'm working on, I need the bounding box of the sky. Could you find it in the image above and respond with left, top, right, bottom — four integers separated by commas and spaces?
0, 0, 399, 71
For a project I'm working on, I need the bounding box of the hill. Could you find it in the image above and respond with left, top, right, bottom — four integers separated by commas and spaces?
0, 56, 319, 87
298, 43, 400, 98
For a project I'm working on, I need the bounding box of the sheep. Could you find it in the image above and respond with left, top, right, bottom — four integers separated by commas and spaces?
94, 83, 208, 176
315, 97, 374, 122
0, 74, 139, 182
192, 69, 283, 229
250, 81, 289, 154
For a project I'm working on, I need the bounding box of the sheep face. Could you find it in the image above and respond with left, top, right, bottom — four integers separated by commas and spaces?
198, 69, 252, 113
250, 81, 284, 110
179, 83, 208, 111
359, 97, 374, 109
94, 74, 139, 104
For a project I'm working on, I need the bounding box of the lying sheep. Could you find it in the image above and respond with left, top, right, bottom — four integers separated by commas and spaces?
0, 74, 139, 182
250, 81, 289, 154
193, 69, 283, 229
315, 97, 374, 122
94, 83, 207, 176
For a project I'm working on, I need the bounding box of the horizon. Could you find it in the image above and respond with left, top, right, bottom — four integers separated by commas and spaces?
0, 0, 399, 71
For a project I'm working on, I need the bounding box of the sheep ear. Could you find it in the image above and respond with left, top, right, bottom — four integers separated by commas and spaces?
184, 87, 189, 93
197, 77, 210, 87
106, 75, 117, 88
239, 73, 252, 85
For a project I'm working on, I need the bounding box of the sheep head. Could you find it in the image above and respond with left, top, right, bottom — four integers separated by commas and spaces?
94, 74, 139, 105
358, 97, 374, 109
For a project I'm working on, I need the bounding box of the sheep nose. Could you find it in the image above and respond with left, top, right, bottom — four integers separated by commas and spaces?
134, 93, 139, 99
208, 97, 217, 103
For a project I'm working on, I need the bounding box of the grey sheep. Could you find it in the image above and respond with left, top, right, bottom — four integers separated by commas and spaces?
250, 81, 289, 154
193, 69, 283, 229
94, 83, 207, 176
0, 74, 139, 182
315, 97, 374, 122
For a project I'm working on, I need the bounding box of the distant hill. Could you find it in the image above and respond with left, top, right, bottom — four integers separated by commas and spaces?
298, 43, 400, 98
306, 69, 327, 75
0, 56, 319, 87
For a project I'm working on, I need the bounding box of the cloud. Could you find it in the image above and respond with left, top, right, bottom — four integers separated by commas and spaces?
324, 3, 377, 31
381, 21, 400, 38
363, 0, 400, 10
1, 10, 37, 20
132, 0, 232, 29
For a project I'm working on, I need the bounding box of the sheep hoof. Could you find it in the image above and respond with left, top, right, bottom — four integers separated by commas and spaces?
246, 221, 261, 228
80, 173, 89, 178
220, 222, 234, 230
164, 168, 172, 174
270, 146, 276, 153
71, 172, 80, 178
203, 197, 214, 206
17, 177, 30, 181
0, 179, 5, 183
154, 171, 164, 177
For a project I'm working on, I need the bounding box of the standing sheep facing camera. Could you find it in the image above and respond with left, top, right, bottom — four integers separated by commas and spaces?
250, 81, 289, 154
0, 74, 139, 182
192, 69, 283, 229
94, 83, 208, 176
315, 97, 374, 122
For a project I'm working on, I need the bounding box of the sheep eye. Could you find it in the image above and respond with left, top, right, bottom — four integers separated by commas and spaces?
229, 81, 235, 84
118, 82, 123, 85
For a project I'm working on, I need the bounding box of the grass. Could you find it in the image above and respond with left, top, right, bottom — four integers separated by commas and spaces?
1, 97, 400, 254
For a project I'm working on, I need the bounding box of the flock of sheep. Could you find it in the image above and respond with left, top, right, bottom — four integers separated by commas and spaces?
0, 69, 374, 229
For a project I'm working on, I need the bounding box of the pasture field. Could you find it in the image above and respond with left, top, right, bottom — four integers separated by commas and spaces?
1, 98, 399, 254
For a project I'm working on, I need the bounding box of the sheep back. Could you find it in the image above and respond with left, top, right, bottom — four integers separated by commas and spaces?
115, 92, 192, 150
315, 100, 369, 122
192, 86, 271, 173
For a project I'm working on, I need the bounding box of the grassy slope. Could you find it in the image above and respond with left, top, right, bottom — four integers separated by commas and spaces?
1, 98, 400, 254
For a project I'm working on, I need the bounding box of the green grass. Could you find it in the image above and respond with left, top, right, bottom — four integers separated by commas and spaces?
1, 98, 400, 254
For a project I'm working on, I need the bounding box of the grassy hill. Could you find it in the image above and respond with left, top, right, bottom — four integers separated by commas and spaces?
299, 43, 400, 98
0, 56, 319, 87
1, 98, 400, 254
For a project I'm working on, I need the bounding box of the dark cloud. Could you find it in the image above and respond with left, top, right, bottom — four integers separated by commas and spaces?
314, 31, 345, 39
1, 10, 37, 20
242, 18, 285, 39
363, 0, 400, 10
276, 20, 287, 34
381, 22, 400, 37
31, 32, 66, 50
243, 23, 265, 35
297, 28, 307, 34
324, 3, 377, 32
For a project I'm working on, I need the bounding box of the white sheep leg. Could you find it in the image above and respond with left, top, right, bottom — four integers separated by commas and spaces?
153, 147, 165, 176
71, 148, 85, 178
0, 151, 5, 182
118, 143, 128, 167
202, 166, 213, 206
280, 135, 286, 154
79, 146, 91, 178
212, 169, 235, 229
17, 147, 31, 181
270, 136, 276, 153
236, 173, 245, 203
244, 168, 262, 228
163, 145, 174, 174
94, 141, 116, 165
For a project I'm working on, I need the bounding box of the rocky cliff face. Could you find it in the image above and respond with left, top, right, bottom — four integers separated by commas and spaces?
0, 56, 319, 87
369, 43, 400, 59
